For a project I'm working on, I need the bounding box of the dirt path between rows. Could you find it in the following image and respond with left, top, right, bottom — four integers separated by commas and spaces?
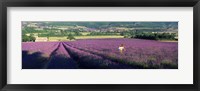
44, 42, 79, 69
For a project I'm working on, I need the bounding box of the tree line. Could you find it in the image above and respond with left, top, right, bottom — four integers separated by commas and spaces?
120, 30, 177, 40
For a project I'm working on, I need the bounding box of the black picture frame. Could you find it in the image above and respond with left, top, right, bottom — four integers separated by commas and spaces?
0, 0, 199, 91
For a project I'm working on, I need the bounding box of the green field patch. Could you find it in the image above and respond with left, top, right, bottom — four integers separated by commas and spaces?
48, 36, 124, 41
75, 36, 124, 39
49, 37, 69, 41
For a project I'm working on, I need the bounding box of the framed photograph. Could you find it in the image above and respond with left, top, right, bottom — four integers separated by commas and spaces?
0, 0, 199, 91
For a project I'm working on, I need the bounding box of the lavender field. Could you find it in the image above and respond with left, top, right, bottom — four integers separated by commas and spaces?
22, 39, 178, 69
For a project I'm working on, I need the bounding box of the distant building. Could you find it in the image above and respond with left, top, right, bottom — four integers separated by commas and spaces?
25, 34, 31, 36
35, 37, 48, 42
174, 37, 178, 40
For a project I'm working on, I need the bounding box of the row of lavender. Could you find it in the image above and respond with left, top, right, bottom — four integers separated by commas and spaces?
62, 42, 133, 68
22, 42, 59, 68
64, 39, 178, 69
22, 39, 178, 69
22, 41, 133, 69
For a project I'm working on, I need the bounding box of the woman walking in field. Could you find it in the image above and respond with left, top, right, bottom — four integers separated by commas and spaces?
119, 44, 125, 54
